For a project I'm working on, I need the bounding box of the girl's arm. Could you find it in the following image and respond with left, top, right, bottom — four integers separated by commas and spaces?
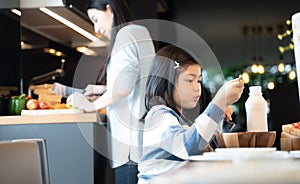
144, 104, 224, 160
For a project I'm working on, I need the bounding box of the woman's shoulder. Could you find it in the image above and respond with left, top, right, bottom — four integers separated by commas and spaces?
117, 24, 151, 39
120, 24, 148, 33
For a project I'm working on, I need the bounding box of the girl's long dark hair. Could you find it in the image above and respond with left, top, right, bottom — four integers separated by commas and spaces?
144, 45, 201, 116
87, 0, 135, 85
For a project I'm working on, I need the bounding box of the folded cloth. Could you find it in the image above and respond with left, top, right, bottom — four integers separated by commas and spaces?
67, 92, 96, 112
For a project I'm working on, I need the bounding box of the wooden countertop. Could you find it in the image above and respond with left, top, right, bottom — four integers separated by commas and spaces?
0, 113, 103, 125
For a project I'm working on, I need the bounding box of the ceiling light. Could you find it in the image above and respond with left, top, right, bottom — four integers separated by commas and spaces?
11, 9, 21, 16
277, 34, 283, 40
267, 81, 275, 90
288, 70, 296, 80
251, 64, 258, 73
44, 48, 66, 57
21, 41, 33, 50
76, 46, 98, 56
277, 30, 292, 40
277, 62, 285, 73
257, 64, 265, 74
241, 71, 250, 84
55, 51, 63, 56
48, 48, 55, 54
278, 46, 285, 53
286, 29, 292, 35
76, 46, 88, 53
278, 44, 294, 54
39, 7, 98, 42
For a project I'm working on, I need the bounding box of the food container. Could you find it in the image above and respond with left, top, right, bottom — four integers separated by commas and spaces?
280, 132, 300, 151
215, 131, 276, 148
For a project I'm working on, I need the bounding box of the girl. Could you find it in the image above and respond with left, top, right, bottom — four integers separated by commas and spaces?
138, 45, 244, 183
67, 0, 156, 184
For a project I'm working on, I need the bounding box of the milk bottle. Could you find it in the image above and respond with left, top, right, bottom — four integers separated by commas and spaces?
245, 86, 268, 132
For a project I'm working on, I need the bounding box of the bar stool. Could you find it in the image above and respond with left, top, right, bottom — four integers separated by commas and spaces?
0, 139, 50, 184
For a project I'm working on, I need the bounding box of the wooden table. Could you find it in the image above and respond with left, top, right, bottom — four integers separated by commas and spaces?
149, 152, 300, 184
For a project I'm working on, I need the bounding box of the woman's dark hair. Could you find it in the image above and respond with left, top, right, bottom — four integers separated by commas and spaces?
145, 45, 201, 116
87, 0, 135, 85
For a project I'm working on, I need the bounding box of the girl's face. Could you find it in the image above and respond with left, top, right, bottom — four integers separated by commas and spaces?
87, 6, 114, 40
173, 64, 202, 112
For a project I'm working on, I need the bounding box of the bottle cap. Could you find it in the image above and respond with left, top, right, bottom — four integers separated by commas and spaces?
249, 86, 262, 95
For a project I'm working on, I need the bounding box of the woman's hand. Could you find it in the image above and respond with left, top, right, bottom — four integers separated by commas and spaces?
83, 84, 106, 96
83, 84, 106, 102
51, 82, 67, 96
67, 92, 96, 112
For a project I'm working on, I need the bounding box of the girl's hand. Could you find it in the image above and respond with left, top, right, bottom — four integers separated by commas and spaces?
224, 105, 233, 121
213, 77, 244, 110
224, 78, 244, 106
67, 92, 96, 112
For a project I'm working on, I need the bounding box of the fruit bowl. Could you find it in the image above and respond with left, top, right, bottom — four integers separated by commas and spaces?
215, 131, 276, 148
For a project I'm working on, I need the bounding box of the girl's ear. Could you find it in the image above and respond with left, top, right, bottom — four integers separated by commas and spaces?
106, 4, 114, 17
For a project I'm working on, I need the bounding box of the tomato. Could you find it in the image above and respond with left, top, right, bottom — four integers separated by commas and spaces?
26, 99, 39, 110
39, 101, 49, 109
292, 122, 300, 130
26, 96, 32, 100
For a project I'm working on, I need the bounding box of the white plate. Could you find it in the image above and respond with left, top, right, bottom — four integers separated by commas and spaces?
290, 151, 300, 158
188, 153, 233, 161
188, 148, 291, 162
215, 147, 277, 154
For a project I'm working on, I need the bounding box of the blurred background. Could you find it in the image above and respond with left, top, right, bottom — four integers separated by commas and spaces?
1, 0, 300, 148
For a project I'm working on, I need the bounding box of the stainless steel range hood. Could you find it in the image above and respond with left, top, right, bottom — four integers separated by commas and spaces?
20, 0, 108, 48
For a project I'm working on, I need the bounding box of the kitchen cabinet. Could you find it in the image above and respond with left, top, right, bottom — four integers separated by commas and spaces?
0, 113, 113, 184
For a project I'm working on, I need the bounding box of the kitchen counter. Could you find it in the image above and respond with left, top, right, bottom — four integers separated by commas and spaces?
0, 113, 100, 125
0, 112, 110, 184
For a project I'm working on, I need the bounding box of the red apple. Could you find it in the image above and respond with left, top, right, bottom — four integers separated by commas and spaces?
39, 101, 49, 109
26, 99, 39, 110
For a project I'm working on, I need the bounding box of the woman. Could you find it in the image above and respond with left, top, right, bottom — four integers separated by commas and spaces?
138, 45, 244, 183
69, 0, 155, 183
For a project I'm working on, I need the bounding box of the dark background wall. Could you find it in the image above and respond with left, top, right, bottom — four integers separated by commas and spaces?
269, 82, 300, 148
0, 10, 20, 88
0, 0, 158, 96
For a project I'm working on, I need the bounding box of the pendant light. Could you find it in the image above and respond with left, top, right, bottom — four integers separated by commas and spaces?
251, 26, 258, 74
277, 55, 285, 73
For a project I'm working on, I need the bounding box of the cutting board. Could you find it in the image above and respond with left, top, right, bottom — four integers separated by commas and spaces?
21, 109, 84, 116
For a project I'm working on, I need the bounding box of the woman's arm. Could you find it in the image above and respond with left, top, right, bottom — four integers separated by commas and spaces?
71, 25, 154, 112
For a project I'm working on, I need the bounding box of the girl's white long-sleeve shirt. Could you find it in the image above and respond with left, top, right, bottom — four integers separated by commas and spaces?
138, 103, 224, 183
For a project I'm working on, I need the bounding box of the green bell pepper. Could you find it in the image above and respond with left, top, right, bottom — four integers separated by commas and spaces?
9, 94, 28, 115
